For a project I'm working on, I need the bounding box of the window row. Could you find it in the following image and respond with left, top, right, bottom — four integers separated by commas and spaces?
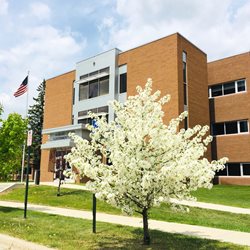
209, 79, 246, 98
78, 106, 108, 117
80, 67, 109, 81
212, 120, 248, 136
79, 76, 109, 100
217, 163, 250, 176
78, 114, 109, 125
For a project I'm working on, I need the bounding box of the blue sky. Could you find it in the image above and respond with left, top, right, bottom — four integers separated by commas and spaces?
1, 0, 250, 119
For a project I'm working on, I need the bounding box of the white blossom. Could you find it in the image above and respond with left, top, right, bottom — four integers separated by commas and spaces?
65, 79, 227, 217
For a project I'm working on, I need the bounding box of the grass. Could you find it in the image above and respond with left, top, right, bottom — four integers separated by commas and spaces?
0, 206, 248, 250
0, 185, 250, 233
192, 185, 250, 208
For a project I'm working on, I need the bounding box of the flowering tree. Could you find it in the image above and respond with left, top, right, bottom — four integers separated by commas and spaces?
65, 79, 227, 245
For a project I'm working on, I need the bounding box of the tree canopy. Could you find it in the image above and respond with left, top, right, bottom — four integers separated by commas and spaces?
65, 79, 227, 245
28, 79, 46, 172
0, 112, 27, 181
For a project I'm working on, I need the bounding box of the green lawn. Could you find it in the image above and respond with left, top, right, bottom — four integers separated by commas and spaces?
192, 185, 250, 208
0, 206, 248, 250
0, 185, 250, 233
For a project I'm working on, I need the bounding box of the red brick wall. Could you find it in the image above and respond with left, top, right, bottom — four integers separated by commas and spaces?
208, 53, 250, 163
40, 70, 75, 182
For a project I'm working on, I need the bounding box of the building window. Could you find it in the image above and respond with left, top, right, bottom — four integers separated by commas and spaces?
183, 60, 187, 84
78, 110, 88, 117
89, 79, 98, 98
79, 82, 88, 100
80, 67, 109, 81
212, 120, 248, 136
209, 79, 246, 98
211, 85, 222, 97
182, 51, 188, 129
120, 73, 127, 93
78, 114, 108, 125
73, 87, 75, 105
99, 76, 109, 96
184, 117, 188, 130
213, 123, 225, 135
183, 51, 187, 85
243, 163, 250, 175
79, 76, 109, 101
183, 84, 187, 105
225, 121, 238, 134
237, 80, 246, 92
78, 106, 108, 125
227, 163, 241, 176
223, 82, 235, 95
240, 120, 248, 132
217, 163, 250, 176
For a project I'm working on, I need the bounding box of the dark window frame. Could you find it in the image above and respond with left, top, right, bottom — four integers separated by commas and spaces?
217, 162, 250, 176
79, 76, 109, 101
209, 79, 246, 98
119, 73, 127, 93
212, 120, 248, 136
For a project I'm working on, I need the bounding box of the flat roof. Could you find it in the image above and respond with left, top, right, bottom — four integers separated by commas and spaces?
45, 32, 209, 80
46, 69, 75, 81
76, 48, 122, 64
208, 51, 250, 64
119, 32, 207, 56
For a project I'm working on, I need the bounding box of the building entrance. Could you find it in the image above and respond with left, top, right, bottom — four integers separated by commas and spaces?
54, 149, 71, 180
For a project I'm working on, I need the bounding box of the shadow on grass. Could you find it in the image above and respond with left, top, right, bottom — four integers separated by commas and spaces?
93, 227, 239, 250
0, 206, 244, 250
0, 206, 21, 213
56, 189, 88, 197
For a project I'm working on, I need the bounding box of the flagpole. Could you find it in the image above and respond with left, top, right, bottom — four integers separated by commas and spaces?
21, 71, 29, 183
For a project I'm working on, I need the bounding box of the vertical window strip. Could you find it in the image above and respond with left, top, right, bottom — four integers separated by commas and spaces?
182, 51, 188, 129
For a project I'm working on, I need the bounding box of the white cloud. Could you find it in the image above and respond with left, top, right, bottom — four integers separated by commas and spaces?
0, 24, 87, 119
1, 0, 250, 119
30, 2, 51, 20
0, 0, 8, 15
100, 0, 250, 61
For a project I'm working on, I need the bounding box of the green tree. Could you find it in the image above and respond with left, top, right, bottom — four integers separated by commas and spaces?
0, 113, 27, 181
28, 80, 46, 175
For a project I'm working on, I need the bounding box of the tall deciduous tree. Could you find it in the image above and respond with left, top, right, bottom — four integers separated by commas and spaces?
0, 113, 27, 181
28, 80, 46, 175
65, 79, 227, 245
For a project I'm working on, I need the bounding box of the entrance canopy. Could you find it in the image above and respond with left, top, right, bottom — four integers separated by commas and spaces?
41, 124, 89, 150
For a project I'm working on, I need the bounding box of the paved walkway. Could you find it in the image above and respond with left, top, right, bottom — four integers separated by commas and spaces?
40, 182, 250, 215
0, 200, 250, 247
0, 233, 55, 250
0, 183, 23, 193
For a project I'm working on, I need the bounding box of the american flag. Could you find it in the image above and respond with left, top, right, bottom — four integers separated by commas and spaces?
14, 76, 28, 97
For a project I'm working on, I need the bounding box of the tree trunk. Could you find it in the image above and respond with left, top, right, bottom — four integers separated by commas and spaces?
142, 208, 150, 245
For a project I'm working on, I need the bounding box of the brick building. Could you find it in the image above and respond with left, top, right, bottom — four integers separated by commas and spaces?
40, 33, 250, 185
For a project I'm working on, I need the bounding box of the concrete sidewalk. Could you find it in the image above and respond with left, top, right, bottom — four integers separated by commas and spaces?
40, 182, 250, 215
0, 200, 249, 247
0, 233, 55, 250
0, 183, 23, 193
171, 198, 250, 215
